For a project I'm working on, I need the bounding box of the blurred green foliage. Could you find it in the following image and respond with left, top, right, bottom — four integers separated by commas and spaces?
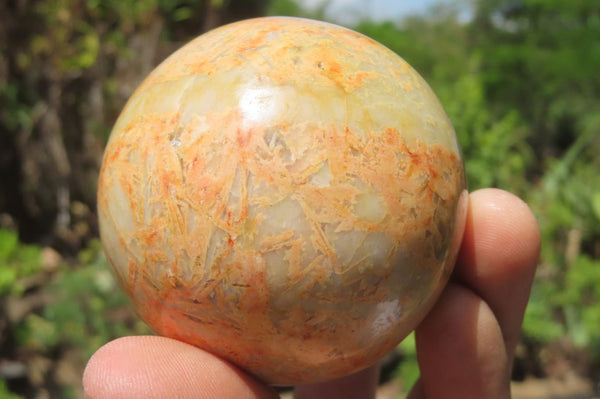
0, 229, 41, 296
15, 239, 149, 360
0, 232, 149, 397
353, 0, 600, 388
384, 1, 597, 387
0, 380, 23, 399
396, 332, 419, 391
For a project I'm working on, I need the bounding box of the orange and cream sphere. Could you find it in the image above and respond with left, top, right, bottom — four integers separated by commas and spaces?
98, 17, 467, 385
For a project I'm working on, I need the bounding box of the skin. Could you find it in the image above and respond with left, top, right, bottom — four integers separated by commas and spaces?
83, 188, 540, 399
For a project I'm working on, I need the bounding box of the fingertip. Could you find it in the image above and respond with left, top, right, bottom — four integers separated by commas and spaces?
83, 336, 138, 399
465, 188, 540, 274
455, 188, 540, 358
83, 336, 277, 399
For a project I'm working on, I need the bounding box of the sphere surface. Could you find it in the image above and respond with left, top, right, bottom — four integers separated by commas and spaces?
98, 17, 467, 385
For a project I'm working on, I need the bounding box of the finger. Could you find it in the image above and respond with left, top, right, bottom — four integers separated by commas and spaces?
408, 188, 540, 399
454, 188, 540, 359
410, 283, 511, 399
293, 363, 380, 399
82, 335, 279, 399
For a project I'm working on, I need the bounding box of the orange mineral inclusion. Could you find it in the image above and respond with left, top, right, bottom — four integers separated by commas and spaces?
98, 17, 468, 385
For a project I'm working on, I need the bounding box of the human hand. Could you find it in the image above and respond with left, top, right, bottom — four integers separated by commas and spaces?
83, 188, 540, 399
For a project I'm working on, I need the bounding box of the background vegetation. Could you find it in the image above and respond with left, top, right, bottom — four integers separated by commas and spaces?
1, 0, 598, 397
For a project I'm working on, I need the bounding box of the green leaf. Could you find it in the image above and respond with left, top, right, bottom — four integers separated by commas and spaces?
397, 332, 419, 391
0, 379, 23, 399
0, 228, 18, 263
0, 267, 18, 295
16, 314, 60, 352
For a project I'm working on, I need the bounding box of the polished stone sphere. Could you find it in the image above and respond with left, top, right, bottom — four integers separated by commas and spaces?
98, 16, 467, 385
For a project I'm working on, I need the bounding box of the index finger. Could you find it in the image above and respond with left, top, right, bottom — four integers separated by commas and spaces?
454, 188, 540, 358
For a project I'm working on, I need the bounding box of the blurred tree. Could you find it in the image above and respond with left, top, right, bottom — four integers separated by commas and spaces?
471, 0, 600, 159
469, 0, 600, 381
0, 0, 267, 249
355, 0, 600, 382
